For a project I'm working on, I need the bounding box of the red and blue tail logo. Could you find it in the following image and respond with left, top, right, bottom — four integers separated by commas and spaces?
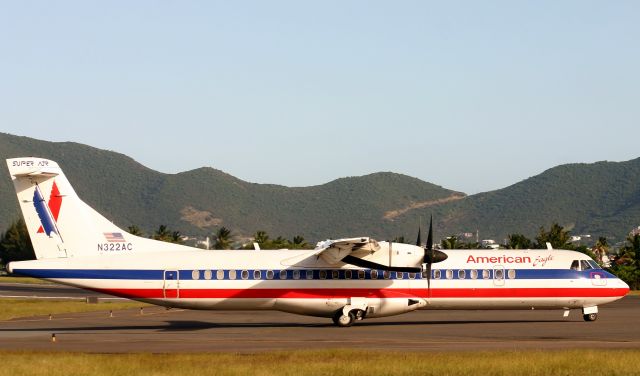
33, 182, 62, 236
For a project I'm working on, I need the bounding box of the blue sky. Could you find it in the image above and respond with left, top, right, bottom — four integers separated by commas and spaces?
1, 1, 638, 194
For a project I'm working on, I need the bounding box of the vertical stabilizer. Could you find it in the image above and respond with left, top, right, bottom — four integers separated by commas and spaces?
6, 157, 192, 259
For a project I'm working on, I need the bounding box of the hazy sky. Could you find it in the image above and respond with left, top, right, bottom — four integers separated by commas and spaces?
1, 1, 638, 194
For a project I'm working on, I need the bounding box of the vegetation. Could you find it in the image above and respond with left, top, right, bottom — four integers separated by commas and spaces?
0, 299, 149, 321
212, 226, 234, 249
610, 234, 640, 290
0, 349, 639, 376
0, 218, 34, 265
243, 231, 313, 250
2, 132, 640, 242
506, 233, 532, 249
535, 223, 573, 249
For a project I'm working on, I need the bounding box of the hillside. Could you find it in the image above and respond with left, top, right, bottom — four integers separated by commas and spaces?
430, 159, 640, 242
0, 133, 461, 241
2, 133, 639, 243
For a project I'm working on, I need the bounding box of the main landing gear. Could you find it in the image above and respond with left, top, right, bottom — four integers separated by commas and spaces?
332, 309, 365, 327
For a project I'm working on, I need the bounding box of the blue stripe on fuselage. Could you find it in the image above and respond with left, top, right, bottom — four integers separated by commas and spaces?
11, 268, 617, 281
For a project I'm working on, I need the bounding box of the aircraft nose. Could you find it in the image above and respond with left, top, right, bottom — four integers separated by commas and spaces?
620, 278, 630, 293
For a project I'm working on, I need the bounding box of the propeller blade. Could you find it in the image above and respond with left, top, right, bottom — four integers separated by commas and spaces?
426, 261, 432, 298
426, 215, 433, 253
425, 215, 434, 299
416, 226, 422, 246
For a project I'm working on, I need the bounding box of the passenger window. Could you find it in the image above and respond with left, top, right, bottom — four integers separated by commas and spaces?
253, 270, 261, 280
266, 270, 274, 280
345, 270, 352, 279
319, 270, 327, 279
458, 270, 466, 279
332, 270, 339, 279
508, 269, 516, 279
241, 270, 249, 280
229, 270, 237, 280
570, 260, 580, 271
446, 270, 453, 279
371, 270, 378, 279
358, 270, 366, 279
192, 270, 200, 280
383, 271, 391, 279
293, 270, 300, 280
580, 260, 592, 271
470, 270, 478, 279
396, 272, 404, 279
482, 269, 490, 279
306, 270, 314, 279
204, 270, 212, 280
494, 269, 504, 280
279, 270, 288, 280
216, 270, 225, 280
434, 269, 441, 279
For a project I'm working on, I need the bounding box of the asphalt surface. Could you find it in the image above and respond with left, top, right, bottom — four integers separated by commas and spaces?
0, 283, 638, 353
0, 282, 116, 300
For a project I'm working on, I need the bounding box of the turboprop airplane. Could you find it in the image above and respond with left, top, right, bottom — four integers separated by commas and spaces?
4, 157, 630, 327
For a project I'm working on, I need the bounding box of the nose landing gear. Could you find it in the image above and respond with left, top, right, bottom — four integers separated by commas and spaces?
582, 306, 598, 322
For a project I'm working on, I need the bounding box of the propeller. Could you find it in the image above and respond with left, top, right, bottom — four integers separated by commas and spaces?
424, 215, 434, 297
420, 215, 447, 298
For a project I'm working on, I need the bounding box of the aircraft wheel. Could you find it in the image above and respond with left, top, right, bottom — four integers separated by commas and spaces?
332, 310, 356, 327
583, 313, 598, 322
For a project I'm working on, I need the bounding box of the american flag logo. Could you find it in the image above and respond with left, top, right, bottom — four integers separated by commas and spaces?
104, 232, 125, 242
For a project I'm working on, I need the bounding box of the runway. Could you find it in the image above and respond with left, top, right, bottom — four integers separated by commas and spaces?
0, 282, 638, 353
0, 282, 117, 300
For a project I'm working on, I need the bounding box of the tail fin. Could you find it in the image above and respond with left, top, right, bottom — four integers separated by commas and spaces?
6, 157, 190, 259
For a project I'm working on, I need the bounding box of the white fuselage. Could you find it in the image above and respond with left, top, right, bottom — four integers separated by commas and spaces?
8, 247, 630, 319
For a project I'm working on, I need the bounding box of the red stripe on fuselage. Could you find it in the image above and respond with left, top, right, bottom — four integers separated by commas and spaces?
91, 287, 629, 300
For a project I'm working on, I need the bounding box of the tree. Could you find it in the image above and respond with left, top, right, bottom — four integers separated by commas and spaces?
152, 225, 182, 244
591, 237, 609, 265
127, 225, 143, 236
392, 236, 407, 244
290, 235, 310, 249
610, 234, 640, 290
506, 234, 532, 249
213, 227, 234, 249
441, 236, 459, 249
535, 223, 573, 249
254, 231, 269, 246
0, 218, 35, 266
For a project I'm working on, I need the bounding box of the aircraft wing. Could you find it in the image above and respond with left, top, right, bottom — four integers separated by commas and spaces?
313, 237, 381, 265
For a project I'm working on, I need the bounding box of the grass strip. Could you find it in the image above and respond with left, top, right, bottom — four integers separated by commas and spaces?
0, 349, 638, 376
0, 299, 148, 321
0, 276, 53, 284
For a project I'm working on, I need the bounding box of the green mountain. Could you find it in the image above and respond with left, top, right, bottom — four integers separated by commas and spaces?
1, 132, 639, 243
431, 159, 640, 243
0, 133, 462, 241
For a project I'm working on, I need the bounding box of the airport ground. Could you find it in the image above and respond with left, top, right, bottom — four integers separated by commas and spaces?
1, 282, 639, 353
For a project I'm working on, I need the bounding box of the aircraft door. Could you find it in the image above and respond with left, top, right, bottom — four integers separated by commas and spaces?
163, 270, 180, 298
493, 265, 505, 286
590, 271, 607, 287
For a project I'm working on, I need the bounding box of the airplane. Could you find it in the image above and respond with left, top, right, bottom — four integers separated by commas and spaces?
4, 157, 630, 327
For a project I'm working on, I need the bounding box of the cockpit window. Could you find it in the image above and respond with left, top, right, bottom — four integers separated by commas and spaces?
587, 260, 600, 269
570, 260, 580, 271
580, 260, 593, 271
